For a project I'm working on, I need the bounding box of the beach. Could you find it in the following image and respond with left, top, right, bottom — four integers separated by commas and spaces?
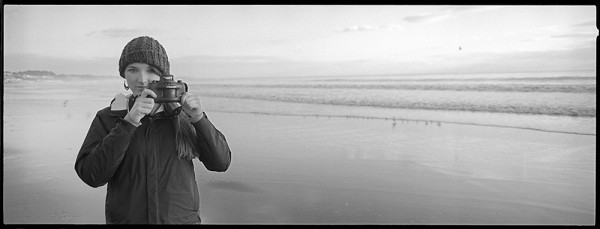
197, 112, 595, 224
2, 74, 596, 225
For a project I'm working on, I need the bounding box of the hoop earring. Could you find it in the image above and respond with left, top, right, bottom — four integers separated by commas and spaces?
124, 80, 129, 90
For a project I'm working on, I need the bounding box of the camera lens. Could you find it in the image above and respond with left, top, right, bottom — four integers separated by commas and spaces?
165, 88, 176, 99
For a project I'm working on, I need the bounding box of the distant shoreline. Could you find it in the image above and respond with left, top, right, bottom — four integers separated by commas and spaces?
3, 69, 596, 82
3, 70, 113, 82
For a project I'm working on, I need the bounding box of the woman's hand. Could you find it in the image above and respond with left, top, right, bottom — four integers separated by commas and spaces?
181, 92, 204, 123
124, 89, 157, 126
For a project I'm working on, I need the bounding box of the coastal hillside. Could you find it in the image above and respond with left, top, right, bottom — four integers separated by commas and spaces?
3, 70, 108, 82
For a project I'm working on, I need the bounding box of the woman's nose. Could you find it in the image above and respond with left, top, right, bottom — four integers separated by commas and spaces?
139, 71, 151, 84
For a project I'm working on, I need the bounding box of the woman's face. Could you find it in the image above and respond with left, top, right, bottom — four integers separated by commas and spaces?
124, 63, 161, 96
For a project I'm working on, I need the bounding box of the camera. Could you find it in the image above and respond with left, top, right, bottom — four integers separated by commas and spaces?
148, 75, 188, 103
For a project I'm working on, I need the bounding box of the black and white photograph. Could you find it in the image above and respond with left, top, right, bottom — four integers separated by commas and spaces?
3, 5, 596, 225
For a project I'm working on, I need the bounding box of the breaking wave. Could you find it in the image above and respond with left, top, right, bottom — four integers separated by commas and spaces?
188, 72, 596, 117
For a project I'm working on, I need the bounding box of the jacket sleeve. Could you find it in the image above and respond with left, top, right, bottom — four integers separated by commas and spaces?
74, 108, 137, 188
193, 113, 231, 172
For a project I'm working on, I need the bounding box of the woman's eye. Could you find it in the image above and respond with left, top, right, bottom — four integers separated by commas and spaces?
148, 69, 158, 74
127, 68, 138, 73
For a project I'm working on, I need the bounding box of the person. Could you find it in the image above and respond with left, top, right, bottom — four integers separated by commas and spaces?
75, 36, 231, 224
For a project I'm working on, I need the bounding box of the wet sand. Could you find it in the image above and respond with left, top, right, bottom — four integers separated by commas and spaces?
197, 113, 595, 224
3, 81, 596, 224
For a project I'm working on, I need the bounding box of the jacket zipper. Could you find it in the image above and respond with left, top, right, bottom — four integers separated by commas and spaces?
145, 117, 159, 223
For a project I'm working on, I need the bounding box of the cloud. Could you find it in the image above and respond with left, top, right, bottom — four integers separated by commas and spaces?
403, 14, 452, 24
340, 9, 491, 33
404, 6, 498, 24
340, 25, 376, 33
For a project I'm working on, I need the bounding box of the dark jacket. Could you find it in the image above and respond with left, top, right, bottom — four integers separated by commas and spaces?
75, 99, 231, 224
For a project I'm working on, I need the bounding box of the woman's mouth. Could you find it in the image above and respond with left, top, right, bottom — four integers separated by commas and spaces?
132, 86, 146, 95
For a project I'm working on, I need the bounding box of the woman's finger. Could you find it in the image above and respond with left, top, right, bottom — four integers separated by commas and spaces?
180, 92, 189, 104
140, 88, 157, 99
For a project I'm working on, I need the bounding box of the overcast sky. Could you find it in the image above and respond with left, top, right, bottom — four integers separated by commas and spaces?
3, 5, 597, 78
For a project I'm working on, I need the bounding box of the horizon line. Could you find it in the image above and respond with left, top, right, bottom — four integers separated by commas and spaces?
4, 68, 596, 81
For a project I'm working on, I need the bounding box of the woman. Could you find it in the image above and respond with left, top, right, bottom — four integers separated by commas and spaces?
75, 36, 231, 224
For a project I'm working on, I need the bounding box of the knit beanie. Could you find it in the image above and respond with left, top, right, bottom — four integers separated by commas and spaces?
118, 36, 170, 78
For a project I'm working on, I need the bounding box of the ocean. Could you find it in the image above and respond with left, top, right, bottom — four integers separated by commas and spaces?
185, 70, 596, 135
5, 70, 595, 135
